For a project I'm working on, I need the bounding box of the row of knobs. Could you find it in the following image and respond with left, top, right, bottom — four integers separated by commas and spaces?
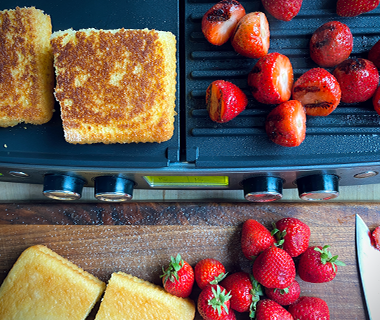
43, 173, 339, 202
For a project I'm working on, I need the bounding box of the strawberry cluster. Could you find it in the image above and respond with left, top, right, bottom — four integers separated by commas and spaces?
202, 0, 380, 148
161, 217, 345, 319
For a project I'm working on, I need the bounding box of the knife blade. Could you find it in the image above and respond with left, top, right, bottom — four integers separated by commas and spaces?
355, 214, 380, 320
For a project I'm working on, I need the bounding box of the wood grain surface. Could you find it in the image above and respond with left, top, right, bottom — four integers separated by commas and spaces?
0, 202, 377, 319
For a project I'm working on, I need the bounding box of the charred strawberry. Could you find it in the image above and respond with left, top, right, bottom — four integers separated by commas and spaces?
373, 86, 380, 116
288, 296, 330, 319
261, 0, 303, 21
231, 11, 270, 59
333, 58, 379, 104
310, 21, 353, 68
197, 284, 232, 320
252, 246, 296, 289
265, 100, 306, 147
292, 68, 341, 116
256, 299, 294, 320
194, 258, 226, 290
337, 0, 380, 17
202, 0, 246, 46
220, 272, 263, 316
274, 217, 311, 257
241, 219, 276, 260
264, 279, 300, 306
206, 80, 248, 123
368, 39, 380, 69
248, 52, 294, 105
298, 245, 346, 283
161, 254, 194, 298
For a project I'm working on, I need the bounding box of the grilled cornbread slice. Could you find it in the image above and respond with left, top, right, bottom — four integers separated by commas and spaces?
95, 272, 195, 320
0, 7, 54, 127
50, 28, 177, 144
0, 245, 106, 320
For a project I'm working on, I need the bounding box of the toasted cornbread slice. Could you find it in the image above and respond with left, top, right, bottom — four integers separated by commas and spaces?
0, 7, 54, 127
0, 245, 106, 320
50, 28, 177, 144
95, 272, 195, 320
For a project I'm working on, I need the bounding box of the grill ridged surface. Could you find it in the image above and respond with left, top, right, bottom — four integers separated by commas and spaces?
185, 0, 380, 167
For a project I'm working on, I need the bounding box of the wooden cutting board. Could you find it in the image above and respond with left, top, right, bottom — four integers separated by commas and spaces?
1, 202, 378, 319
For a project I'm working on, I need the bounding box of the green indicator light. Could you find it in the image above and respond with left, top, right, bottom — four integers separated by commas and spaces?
144, 176, 229, 187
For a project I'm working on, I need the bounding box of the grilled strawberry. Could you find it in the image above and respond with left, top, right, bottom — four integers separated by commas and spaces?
194, 258, 226, 290
261, 0, 303, 21
288, 296, 330, 319
248, 52, 294, 105
368, 38, 380, 69
371, 226, 380, 251
310, 21, 353, 68
206, 80, 248, 123
298, 245, 346, 283
197, 284, 232, 320
252, 246, 296, 289
333, 58, 379, 104
241, 219, 276, 260
264, 279, 300, 306
220, 272, 263, 316
161, 254, 194, 298
274, 217, 310, 257
231, 11, 270, 59
202, 0, 246, 46
265, 100, 306, 147
256, 299, 294, 320
373, 86, 380, 116
292, 68, 341, 116
337, 0, 380, 17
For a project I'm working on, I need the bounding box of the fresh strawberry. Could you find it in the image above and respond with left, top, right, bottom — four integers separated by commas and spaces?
256, 299, 294, 320
298, 245, 346, 283
252, 246, 296, 289
161, 254, 194, 298
371, 226, 380, 250
206, 80, 248, 123
197, 284, 232, 320
265, 100, 306, 147
264, 279, 300, 306
202, 0, 246, 46
310, 21, 353, 68
224, 310, 237, 320
274, 217, 311, 257
220, 272, 263, 316
292, 68, 341, 116
337, 0, 380, 17
194, 258, 226, 290
248, 52, 294, 105
241, 219, 276, 260
333, 58, 379, 104
288, 296, 330, 319
373, 86, 380, 116
368, 38, 380, 69
261, 0, 303, 21
231, 11, 270, 59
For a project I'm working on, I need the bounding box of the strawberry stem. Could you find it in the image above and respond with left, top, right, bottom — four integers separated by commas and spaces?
160, 253, 183, 284
314, 245, 346, 272
209, 285, 232, 315
249, 275, 263, 319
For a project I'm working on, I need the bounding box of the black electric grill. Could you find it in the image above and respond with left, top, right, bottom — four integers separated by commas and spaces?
1, 0, 380, 201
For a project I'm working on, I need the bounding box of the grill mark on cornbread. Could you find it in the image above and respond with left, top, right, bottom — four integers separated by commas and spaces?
52, 29, 166, 130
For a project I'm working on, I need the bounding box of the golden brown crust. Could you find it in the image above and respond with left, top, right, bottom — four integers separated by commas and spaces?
0, 7, 54, 127
95, 272, 195, 320
51, 28, 177, 144
0, 245, 106, 320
